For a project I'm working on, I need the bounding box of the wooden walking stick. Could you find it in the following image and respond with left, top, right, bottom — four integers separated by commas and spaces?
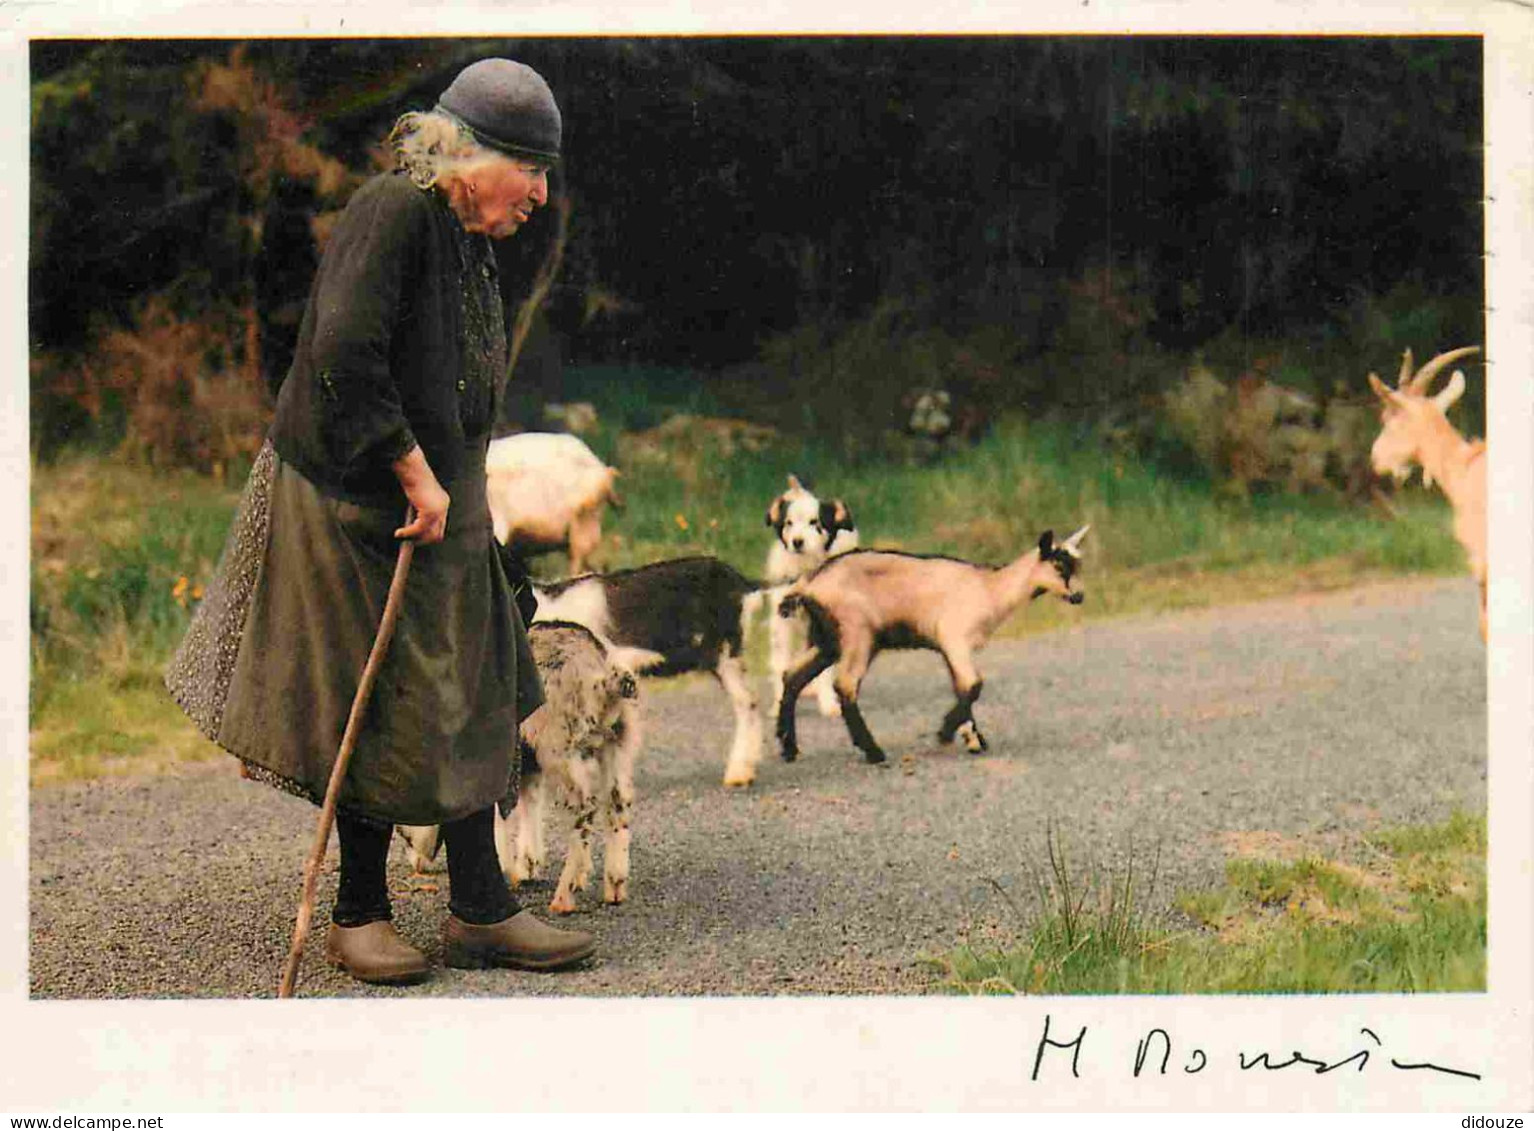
278, 508, 417, 998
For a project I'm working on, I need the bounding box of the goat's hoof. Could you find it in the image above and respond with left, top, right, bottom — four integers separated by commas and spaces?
965, 735, 989, 754
548, 892, 578, 915
722, 766, 756, 787
779, 745, 799, 763
862, 750, 888, 765
604, 879, 627, 904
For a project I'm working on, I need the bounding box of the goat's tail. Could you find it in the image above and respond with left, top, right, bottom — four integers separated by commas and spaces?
604, 467, 625, 510
739, 580, 781, 622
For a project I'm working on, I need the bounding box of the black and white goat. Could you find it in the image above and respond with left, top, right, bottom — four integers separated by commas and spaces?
775, 525, 1090, 765
397, 620, 641, 915
532, 557, 765, 787
763, 474, 859, 719
503, 621, 643, 912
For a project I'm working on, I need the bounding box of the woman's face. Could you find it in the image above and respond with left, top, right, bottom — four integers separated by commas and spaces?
448, 154, 551, 239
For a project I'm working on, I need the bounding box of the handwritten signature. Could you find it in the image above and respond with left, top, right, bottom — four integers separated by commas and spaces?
1030, 1015, 1482, 1082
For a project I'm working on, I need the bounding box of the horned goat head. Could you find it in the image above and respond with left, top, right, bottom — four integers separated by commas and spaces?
1366, 345, 1480, 486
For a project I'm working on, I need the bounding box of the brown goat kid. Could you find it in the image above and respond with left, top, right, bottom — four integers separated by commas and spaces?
775, 526, 1089, 765
1367, 346, 1486, 640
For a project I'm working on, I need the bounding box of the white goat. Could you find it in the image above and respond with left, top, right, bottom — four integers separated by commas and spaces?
763, 474, 859, 719
397, 620, 642, 914
486, 432, 621, 575
775, 526, 1089, 765
1367, 345, 1486, 640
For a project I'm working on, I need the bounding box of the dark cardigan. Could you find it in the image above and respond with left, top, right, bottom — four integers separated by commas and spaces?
268, 170, 497, 508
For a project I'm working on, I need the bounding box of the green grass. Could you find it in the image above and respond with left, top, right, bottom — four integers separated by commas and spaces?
531, 403, 1463, 583
29, 399, 1468, 783
934, 813, 1485, 995
30, 451, 243, 781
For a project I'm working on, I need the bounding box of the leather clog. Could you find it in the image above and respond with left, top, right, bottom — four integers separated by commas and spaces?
442, 910, 596, 971
325, 920, 430, 985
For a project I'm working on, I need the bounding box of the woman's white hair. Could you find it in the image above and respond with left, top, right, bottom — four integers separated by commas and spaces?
388, 108, 500, 189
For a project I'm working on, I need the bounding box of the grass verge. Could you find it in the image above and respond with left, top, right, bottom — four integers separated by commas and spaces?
29, 410, 1467, 784
933, 812, 1485, 995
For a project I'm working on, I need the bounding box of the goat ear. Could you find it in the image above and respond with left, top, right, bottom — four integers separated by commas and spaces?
766, 496, 784, 529
823, 499, 854, 530
1433, 370, 1466, 413
1038, 530, 1055, 556
787, 474, 804, 492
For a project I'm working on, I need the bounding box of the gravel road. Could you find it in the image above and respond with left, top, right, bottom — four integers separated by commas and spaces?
29, 576, 1487, 1000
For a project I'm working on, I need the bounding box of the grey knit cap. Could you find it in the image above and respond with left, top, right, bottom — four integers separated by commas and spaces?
436, 58, 562, 163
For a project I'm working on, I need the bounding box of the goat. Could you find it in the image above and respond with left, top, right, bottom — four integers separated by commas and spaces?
763, 474, 859, 720
397, 620, 641, 914
486, 432, 621, 575
532, 556, 766, 787
1367, 345, 1486, 640
503, 621, 643, 912
775, 525, 1090, 766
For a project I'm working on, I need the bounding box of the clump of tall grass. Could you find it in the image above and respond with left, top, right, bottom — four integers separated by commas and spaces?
935, 812, 1485, 995
944, 823, 1164, 996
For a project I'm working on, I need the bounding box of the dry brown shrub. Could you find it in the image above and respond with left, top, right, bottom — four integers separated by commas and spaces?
1161, 361, 1374, 497
83, 295, 269, 476
191, 46, 353, 206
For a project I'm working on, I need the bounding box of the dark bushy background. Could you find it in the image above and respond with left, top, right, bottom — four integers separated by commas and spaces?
29, 36, 1484, 470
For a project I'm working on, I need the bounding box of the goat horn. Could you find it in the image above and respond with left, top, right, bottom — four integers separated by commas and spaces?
1396, 348, 1416, 390
1368, 372, 1399, 404
787, 474, 804, 491
1406, 346, 1480, 395
1062, 524, 1091, 554
1432, 369, 1467, 413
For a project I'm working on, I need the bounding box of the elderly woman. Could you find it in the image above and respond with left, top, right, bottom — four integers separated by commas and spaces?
167, 59, 594, 985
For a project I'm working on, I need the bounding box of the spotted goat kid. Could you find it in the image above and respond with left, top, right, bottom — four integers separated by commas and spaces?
776, 526, 1090, 765
399, 620, 642, 914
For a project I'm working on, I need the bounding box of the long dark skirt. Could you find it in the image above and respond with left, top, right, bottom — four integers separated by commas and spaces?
166, 438, 542, 826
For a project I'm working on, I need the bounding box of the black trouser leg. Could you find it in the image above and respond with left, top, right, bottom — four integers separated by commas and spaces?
333, 811, 393, 927
442, 805, 520, 926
